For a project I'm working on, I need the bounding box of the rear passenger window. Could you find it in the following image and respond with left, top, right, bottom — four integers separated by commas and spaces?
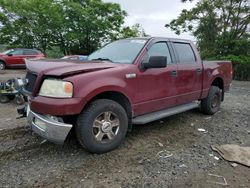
145, 42, 172, 64
24, 50, 38, 55
173, 43, 196, 64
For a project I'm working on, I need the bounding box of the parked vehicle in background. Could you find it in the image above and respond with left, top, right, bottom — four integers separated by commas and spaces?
62, 55, 87, 61
0, 48, 45, 70
20, 37, 233, 154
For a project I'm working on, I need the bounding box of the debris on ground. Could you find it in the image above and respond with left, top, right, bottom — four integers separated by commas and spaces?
197, 128, 208, 133
207, 174, 227, 186
214, 156, 220, 161
40, 139, 47, 145
158, 142, 164, 147
211, 145, 250, 167
138, 159, 144, 164
179, 164, 187, 168
231, 163, 238, 167
157, 150, 173, 159
209, 153, 220, 160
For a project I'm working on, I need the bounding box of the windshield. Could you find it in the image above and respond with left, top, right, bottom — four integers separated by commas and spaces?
2, 49, 14, 54
87, 39, 147, 64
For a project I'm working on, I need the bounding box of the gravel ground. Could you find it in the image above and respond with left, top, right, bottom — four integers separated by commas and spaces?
0, 69, 26, 82
0, 70, 249, 187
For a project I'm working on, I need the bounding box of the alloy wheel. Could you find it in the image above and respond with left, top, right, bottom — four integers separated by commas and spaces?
92, 111, 120, 143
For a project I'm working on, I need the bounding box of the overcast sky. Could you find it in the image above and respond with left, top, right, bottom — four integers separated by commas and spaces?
103, 0, 198, 41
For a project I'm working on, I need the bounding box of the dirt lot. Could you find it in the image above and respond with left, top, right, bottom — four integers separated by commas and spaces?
0, 69, 249, 187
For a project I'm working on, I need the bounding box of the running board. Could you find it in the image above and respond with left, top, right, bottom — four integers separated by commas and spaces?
132, 102, 199, 124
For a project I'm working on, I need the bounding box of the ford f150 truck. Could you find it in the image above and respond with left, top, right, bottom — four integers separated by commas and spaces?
20, 37, 232, 154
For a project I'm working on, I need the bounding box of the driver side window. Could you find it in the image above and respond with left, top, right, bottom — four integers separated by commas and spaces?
143, 42, 172, 64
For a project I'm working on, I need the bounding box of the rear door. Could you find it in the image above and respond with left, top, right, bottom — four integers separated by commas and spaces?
23, 49, 40, 60
135, 41, 178, 115
172, 42, 202, 105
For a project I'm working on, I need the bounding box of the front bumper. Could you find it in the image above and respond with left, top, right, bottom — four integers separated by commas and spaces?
27, 110, 73, 144
30, 96, 85, 116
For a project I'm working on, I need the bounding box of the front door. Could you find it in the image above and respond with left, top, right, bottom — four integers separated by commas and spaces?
7, 49, 25, 66
134, 42, 178, 116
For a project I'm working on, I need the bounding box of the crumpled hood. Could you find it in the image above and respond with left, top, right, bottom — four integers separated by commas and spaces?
26, 59, 119, 77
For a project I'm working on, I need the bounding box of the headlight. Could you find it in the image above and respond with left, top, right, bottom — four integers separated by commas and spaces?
39, 79, 73, 98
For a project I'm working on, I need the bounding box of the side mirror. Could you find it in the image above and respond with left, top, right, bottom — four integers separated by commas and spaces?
143, 56, 167, 69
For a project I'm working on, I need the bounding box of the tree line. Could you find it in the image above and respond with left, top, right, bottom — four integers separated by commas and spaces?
166, 0, 250, 80
166, 0, 249, 58
0, 0, 147, 56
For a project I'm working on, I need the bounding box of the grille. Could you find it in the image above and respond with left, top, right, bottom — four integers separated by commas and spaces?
24, 72, 37, 93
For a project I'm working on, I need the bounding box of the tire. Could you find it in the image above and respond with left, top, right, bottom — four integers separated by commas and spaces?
8, 95, 15, 101
0, 95, 10, 103
15, 95, 25, 105
0, 61, 6, 70
76, 99, 128, 154
201, 86, 222, 115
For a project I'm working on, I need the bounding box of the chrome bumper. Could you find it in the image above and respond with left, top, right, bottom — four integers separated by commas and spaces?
27, 110, 73, 144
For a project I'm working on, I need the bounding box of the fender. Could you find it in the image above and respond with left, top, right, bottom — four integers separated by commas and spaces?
73, 76, 133, 107
0, 58, 6, 64
209, 67, 225, 87
201, 68, 225, 99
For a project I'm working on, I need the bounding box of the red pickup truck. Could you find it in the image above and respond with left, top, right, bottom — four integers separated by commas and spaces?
21, 37, 232, 153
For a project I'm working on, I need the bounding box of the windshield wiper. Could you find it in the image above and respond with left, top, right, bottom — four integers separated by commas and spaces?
91, 57, 113, 63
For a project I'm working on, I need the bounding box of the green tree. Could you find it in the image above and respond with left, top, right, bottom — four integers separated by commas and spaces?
166, 0, 250, 58
118, 23, 148, 39
61, 0, 127, 54
0, 0, 127, 55
0, 0, 64, 52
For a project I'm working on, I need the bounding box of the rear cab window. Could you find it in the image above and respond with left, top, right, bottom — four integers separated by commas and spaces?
173, 42, 196, 64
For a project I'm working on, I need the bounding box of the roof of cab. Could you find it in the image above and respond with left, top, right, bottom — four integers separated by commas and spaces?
126, 37, 192, 43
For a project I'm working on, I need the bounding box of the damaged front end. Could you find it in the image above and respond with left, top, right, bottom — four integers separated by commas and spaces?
16, 71, 73, 144
17, 103, 73, 144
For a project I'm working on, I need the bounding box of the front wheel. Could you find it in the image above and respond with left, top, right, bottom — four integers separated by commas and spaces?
0, 95, 10, 103
76, 99, 128, 154
201, 86, 222, 115
15, 94, 25, 105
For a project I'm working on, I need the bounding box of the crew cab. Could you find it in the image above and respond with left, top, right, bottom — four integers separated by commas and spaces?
0, 48, 45, 70
20, 37, 232, 154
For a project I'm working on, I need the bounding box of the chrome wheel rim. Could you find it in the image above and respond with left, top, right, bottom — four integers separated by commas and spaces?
92, 111, 120, 143
211, 94, 219, 108
0, 63, 4, 70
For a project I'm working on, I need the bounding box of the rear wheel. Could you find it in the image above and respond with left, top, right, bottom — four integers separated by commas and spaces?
0, 95, 10, 103
0, 61, 6, 70
76, 99, 128, 154
8, 95, 15, 101
201, 86, 222, 115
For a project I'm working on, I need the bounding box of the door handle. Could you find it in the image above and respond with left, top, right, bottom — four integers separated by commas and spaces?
196, 68, 202, 74
171, 70, 177, 77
